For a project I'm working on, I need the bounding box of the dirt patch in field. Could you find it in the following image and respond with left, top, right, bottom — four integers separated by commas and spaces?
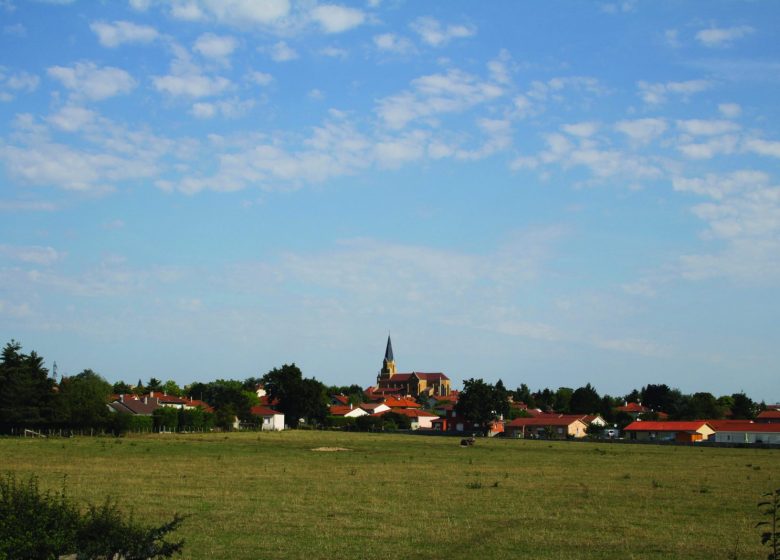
311, 447, 351, 452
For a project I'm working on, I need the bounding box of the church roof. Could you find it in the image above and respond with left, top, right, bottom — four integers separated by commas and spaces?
384, 334, 394, 362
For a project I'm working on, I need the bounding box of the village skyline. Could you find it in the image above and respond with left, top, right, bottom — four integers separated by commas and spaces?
1, 1, 779, 401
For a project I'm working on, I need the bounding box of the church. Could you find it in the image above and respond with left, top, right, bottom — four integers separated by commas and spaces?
373, 335, 451, 398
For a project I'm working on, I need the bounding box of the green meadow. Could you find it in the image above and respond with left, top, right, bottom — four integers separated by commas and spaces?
1, 431, 778, 559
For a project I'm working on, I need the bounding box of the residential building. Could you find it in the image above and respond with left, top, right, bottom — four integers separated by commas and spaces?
623, 421, 715, 442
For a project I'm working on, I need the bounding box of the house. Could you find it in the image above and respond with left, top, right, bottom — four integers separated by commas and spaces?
382, 396, 421, 409
107, 394, 161, 416
581, 414, 607, 427
505, 416, 588, 439
710, 421, 780, 444
328, 404, 368, 418
431, 407, 504, 436
374, 335, 451, 397
359, 402, 391, 415
374, 408, 439, 430
756, 410, 780, 423
616, 402, 650, 419
249, 406, 285, 431
623, 421, 715, 443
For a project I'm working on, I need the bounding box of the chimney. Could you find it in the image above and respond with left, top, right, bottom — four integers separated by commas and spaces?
350, 403, 353, 410
144, 397, 148, 404
119, 394, 124, 403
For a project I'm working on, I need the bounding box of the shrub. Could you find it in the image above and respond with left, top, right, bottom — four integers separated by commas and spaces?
0, 473, 184, 559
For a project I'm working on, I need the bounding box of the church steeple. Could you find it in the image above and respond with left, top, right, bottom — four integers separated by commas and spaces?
378, 334, 396, 381
384, 334, 394, 363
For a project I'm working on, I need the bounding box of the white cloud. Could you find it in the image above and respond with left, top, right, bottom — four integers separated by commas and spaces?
46, 104, 97, 132
696, 25, 754, 48
676, 170, 780, 283
320, 46, 347, 58
191, 97, 254, 119
374, 131, 427, 168
246, 70, 273, 86
637, 79, 711, 105
410, 16, 475, 47
0, 244, 63, 265
677, 135, 738, 159
168, 0, 290, 27
129, 0, 151, 10
676, 119, 740, 136
3, 23, 26, 37
90, 20, 158, 47
311, 4, 365, 33
561, 121, 599, 138
718, 103, 741, 118
193, 32, 238, 62
614, 118, 667, 143
743, 138, 780, 159
0, 70, 38, 101
373, 33, 414, 54
48, 61, 136, 101
376, 69, 503, 129
154, 73, 231, 97
267, 41, 298, 62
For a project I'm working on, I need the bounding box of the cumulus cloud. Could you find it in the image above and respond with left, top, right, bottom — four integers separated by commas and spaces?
46, 104, 97, 132
168, 0, 290, 27
637, 79, 711, 105
696, 25, 754, 48
676, 170, 780, 282
718, 103, 741, 118
743, 138, 780, 159
373, 33, 414, 54
152, 47, 232, 97
0, 244, 63, 265
90, 20, 158, 47
410, 16, 475, 47
267, 41, 298, 62
193, 32, 238, 62
191, 97, 254, 119
310, 4, 365, 33
48, 61, 136, 101
561, 121, 599, 138
0, 69, 38, 101
376, 69, 503, 129
614, 118, 667, 143
676, 119, 740, 136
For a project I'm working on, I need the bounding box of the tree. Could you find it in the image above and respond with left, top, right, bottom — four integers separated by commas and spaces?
112, 381, 132, 394
455, 378, 506, 435
512, 383, 535, 408
162, 380, 182, 397
187, 379, 257, 430
147, 378, 163, 392
554, 387, 573, 413
55, 369, 112, 429
0, 340, 56, 429
261, 364, 328, 426
641, 384, 676, 413
675, 392, 724, 420
730, 392, 758, 420
493, 379, 510, 418
570, 383, 601, 414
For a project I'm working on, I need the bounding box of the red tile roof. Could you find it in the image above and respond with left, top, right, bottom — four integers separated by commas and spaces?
382, 397, 421, 409
506, 416, 586, 428
250, 406, 281, 417
374, 408, 438, 418
757, 410, 780, 420
331, 395, 350, 405
329, 405, 359, 416
617, 402, 649, 413
623, 421, 712, 432
710, 421, 780, 433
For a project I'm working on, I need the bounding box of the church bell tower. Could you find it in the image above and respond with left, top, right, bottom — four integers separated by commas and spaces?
377, 334, 396, 384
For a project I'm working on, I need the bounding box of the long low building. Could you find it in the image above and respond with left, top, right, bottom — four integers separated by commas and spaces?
623, 421, 715, 443
710, 422, 780, 444
505, 416, 588, 439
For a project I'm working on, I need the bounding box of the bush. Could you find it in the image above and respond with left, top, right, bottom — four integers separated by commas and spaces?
0, 473, 184, 559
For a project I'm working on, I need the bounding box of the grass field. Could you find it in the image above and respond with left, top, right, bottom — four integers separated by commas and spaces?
1, 431, 778, 559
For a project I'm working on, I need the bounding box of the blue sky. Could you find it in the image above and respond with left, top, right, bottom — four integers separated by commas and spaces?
1, 0, 779, 401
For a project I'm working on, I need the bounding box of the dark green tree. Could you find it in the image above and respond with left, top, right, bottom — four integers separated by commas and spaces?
0, 340, 56, 429
147, 378, 163, 392
570, 383, 601, 414
493, 379, 510, 418
262, 364, 328, 426
55, 369, 112, 429
455, 378, 506, 435
730, 392, 758, 420
112, 381, 133, 394
187, 379, 258, 429
554, 387, 573, 413
512, 383, 535, 408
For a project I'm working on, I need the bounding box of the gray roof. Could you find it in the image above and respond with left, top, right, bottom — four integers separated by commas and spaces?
384, 334, 394, 362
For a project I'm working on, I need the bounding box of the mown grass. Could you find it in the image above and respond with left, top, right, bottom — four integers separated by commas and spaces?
1, 431, 778, 559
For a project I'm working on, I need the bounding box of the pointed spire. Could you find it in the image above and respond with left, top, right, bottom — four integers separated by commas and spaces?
384, 334, 394, 363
